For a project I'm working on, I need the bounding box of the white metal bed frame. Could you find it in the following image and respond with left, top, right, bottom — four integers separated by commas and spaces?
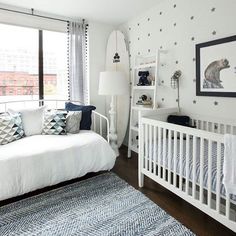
138, 108, 236, 232
0, 99, 110, 142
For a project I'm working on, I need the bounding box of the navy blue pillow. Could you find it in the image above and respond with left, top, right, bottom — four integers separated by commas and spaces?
65, 102, 96, 130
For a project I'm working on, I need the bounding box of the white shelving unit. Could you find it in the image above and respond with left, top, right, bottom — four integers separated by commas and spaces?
128, 53, 158, 158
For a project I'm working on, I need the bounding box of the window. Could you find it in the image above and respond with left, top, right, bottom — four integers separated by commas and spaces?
0, 23, 68, 102
43, 30, 68, 100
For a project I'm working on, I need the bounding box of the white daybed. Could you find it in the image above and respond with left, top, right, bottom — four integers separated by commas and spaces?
0, 100, 116, 201
138, 108, 236, 232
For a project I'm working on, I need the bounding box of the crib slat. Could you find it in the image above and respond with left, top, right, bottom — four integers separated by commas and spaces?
203, 121, 206, 131
216, 142, 221, 213
213, 123, 217, 133
208, 140, 212, 208
145, 124, 148, 170
153, 126, 157, 175
209, 123, 213, 132
192, 136, 197, 199
225, 191, 230, 219
168, 130, 172, 184
218, 123, 221, 134
173, 131, 177, 187
179, 132, 183, 190
158, 127, 161, 177
230, 125, 234, 135
163, 128, 167, 180
199, 137, 204, 203
224, 125, 227, 134
185, 134, 190, 195
149, 125, 152, 173
200, 121, 203, 130
206, 122, 209, 132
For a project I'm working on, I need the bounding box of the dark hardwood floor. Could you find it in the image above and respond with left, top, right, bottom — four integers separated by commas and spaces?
0, 145, 235, 236
113, 146, 235, 236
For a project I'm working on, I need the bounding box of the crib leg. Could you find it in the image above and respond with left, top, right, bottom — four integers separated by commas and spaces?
138, 172, 144, 187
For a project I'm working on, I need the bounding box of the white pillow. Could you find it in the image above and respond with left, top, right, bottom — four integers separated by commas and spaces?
8, 106, 46, 136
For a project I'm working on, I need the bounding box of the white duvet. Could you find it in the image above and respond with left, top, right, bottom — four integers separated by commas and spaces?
0, 131, 116, 201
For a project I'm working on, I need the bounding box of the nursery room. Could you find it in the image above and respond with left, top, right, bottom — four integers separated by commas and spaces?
0, 0, 235, 235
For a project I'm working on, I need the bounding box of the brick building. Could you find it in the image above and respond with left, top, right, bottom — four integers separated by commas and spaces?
0, 48, 58, 96
0, 72, 57, 96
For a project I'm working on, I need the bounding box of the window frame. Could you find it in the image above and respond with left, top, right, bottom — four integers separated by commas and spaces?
0, 24, 68, 101
38, 30, 44, 100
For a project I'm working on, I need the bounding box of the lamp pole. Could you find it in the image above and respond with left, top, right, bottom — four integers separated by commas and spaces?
109, 95, 119, 156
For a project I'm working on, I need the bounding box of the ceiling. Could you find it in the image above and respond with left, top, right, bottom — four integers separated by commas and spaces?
0, 0, 161, 25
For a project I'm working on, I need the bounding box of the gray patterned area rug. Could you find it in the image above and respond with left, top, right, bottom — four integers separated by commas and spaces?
0, 173, 195, 236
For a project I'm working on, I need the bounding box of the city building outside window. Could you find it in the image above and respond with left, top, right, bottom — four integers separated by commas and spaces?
0, 23, 68, 103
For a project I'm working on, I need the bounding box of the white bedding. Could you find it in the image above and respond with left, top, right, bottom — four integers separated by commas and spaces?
0, 131, 116, 201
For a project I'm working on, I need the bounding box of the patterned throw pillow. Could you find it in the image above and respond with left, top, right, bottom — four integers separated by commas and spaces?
42, 111, 67, 135
0, 113, 25, 145
66, 111, 82, 134
65, 102, 96, 130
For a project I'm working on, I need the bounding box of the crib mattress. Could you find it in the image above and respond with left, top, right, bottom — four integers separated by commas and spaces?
149, 138, 236, 202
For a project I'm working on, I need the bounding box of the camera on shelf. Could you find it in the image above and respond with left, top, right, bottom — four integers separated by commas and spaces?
136, 94, 152, 106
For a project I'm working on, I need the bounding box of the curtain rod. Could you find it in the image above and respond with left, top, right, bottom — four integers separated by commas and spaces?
0, 6, 86, 24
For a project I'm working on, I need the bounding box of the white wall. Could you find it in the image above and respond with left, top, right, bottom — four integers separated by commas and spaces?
120, 0, 236, 120
88, 21, 114, 114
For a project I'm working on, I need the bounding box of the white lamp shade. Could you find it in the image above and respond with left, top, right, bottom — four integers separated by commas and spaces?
98, 71, 129, 95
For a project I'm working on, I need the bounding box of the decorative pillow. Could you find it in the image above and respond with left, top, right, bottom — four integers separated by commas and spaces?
65, 102, 96, 130
8, 106, 46, 136
167, 115, 195, 128
0, 113, 24, 145
66, 111, 82, 134
42, 111, 67, 135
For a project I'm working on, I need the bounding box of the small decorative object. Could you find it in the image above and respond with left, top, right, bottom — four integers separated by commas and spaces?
137, 71, 151, 86
171, 70, 182, 110
113, 52, 120, 63
196, 35, 236, 97
147, 74, 155, 85
136, 94, 152, 106
171, 70, 182, 89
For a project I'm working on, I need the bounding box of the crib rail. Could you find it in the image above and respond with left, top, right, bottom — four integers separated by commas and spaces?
189, 113, 236, 135
139, 117, 236, 232
0, 99, 109, 142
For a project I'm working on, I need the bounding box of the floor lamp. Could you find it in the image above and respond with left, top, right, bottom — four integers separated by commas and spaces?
99, 71, 128, 156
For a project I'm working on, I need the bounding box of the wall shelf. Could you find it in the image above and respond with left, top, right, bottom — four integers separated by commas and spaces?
131, 106, 153, 111
128, 52, 159, 157
134, 62, 156, 70
133, 85, 155, 90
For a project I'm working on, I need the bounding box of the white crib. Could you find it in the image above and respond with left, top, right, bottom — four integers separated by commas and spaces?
138, 108, 236, 232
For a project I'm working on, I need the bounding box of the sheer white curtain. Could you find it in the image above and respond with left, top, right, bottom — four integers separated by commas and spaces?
68, 21, 88, 104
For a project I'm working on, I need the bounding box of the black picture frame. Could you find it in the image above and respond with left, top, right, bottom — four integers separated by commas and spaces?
196, 35, 236, 97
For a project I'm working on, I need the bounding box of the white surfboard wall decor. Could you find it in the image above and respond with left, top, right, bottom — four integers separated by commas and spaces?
105, 30, 130, 147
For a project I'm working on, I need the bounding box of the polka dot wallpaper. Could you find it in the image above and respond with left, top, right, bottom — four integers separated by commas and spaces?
119, 0, 236, 119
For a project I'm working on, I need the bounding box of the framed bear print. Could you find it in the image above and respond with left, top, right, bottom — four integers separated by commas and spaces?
196, 35, 236, 97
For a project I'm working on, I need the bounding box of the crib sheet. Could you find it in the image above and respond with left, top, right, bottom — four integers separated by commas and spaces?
149, 138, 236, 202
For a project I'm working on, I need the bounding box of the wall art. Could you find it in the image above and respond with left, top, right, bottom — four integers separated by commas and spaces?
196, 35, 236, 97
